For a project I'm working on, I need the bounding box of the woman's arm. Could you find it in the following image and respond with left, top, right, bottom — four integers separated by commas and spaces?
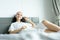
9, 26, 27, 34
24, 17, 36, 27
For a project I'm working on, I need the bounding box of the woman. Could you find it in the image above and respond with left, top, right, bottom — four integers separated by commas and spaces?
42, 19, 60, 33
9, 11, 60, 34
8, 11, 36, 34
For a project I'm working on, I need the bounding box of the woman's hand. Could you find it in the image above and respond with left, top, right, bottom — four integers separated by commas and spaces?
24, 17, 36, 27
21, 25, 27, 29
9, 25, 27, 34
24, 17, 30, 21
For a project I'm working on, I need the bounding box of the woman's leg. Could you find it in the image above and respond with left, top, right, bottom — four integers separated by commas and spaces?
44, 29, 56, 33
42, 19, 60, 32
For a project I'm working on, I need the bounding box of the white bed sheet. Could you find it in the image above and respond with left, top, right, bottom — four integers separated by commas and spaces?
0, 29, 60, 40
0, 30, 41, 40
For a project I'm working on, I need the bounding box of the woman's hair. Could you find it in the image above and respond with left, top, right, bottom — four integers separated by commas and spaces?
12, 16, 26, 23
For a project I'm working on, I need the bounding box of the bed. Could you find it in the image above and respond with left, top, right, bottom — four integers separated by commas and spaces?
0, 17, 60, 40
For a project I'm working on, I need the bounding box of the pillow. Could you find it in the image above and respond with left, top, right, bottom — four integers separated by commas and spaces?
31, 17, 39, 24
26, 17, 39, 25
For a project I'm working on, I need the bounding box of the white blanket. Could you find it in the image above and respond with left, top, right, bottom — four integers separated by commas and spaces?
0, 29, 60, 40
0, 30, 41, 40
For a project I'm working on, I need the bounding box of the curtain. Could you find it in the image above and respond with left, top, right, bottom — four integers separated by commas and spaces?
52, 0, 60, 26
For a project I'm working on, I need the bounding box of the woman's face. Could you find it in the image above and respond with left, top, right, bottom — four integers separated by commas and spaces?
15, 11, 23, 20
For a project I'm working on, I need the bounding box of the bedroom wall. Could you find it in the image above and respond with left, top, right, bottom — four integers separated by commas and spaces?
0, 0, 40, 17
39, 0, 57, 24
